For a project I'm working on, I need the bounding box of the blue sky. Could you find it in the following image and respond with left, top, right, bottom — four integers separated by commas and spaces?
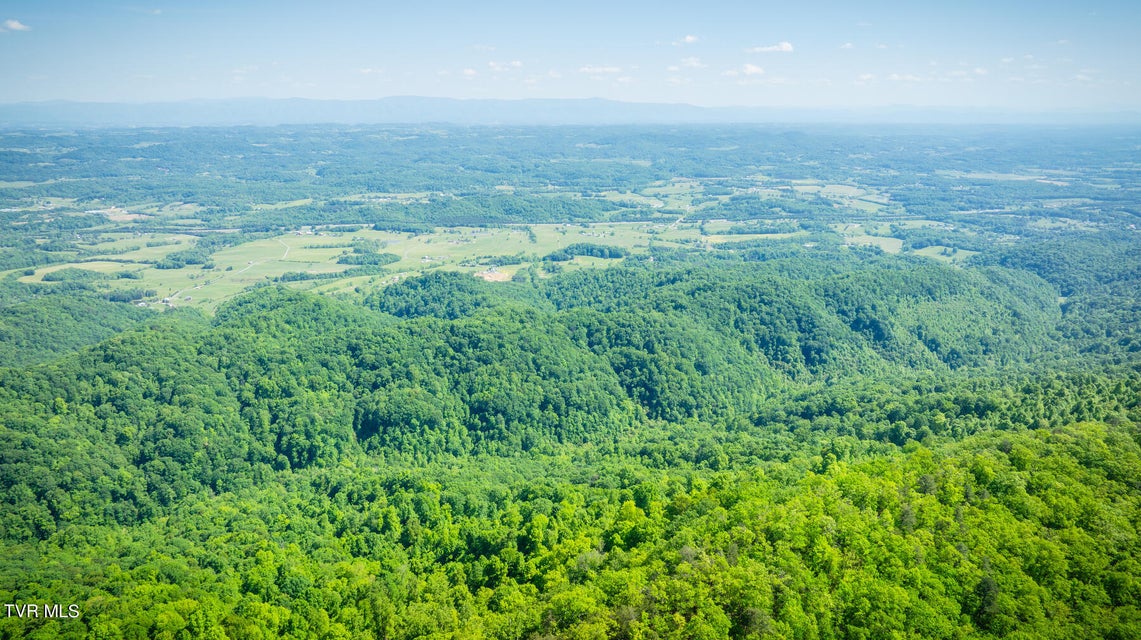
1, 1, 1138, 110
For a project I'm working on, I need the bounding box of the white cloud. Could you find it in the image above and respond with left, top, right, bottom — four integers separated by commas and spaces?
4, 19, 31, 31
747, 41, 793, 53
742, 63, 765, 76
840, 42, 854, 50
875, 44, 888, 50
667, 65, 680, 72
974, 67, 988, 75
1001, 57, 1015, 64
888, 73, 922, 82
1056, 39, 1070, 45
462, 68, 478, 78
680, 56, 706, 69
359, 68, 384, 75
579, 65, 622, 74
673, 34, 699, 46
857, 73, 875, 82
721, 69, 739, 77
488, 60, 523, 72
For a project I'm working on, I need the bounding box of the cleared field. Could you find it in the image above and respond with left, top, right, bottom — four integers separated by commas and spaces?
251, 199, 314, 210
936, 171, 1043, 181
83, 234, 200, 262
848, 198, 886, 213
641, 179, 704, 208
697, 220, 735, 233
833, 222, 908, 254
1028, 218, 1101, 231
98, 216, 900, 312
820, 184, 864, 197
597, 191, 665, 208
860, 222, 894, 235
19, 261, 137, 282
705, 232, 802, 243
912, 245, 980, 264
21, 197, 81, 211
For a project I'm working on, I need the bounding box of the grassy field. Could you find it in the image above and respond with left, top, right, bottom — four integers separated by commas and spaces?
82, 233, 199, 262
912, 245, 980, 264
36, 223, 663, 310
252, 199, 314, 210
46, 210, 987, 312
845, 235, 903, 253
19, 261, 137, 282
832, 223, 904, 253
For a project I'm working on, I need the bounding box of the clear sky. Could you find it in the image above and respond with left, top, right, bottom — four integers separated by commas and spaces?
1, 0, 1138, 110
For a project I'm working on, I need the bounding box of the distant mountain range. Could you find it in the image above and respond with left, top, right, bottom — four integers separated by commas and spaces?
0, 97, 1137, 127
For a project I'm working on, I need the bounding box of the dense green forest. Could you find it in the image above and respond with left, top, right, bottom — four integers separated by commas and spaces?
0, 125, 1139, 638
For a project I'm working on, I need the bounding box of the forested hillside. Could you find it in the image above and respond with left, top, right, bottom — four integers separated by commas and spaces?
1, 125, 1139, 638
2, 244, 1140, 639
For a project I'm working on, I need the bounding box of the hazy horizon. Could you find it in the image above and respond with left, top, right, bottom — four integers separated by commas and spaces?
1, 1, 1139, 112
3, 96, 1139, 129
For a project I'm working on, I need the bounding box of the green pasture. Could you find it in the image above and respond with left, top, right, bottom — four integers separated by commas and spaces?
820, 184, 864, 197
833, 224, 904, 254
82, 234, 199, 262
705, 232, 803, 244
134, 202, 204, 216
848, 198, 886, 213
597, 190, 665, 208
912, 245, 980, 264
252, 199, 314, 210
87, 216, 916, 312
936, 170, 1043, 182
847, 235, 903, 253
19, 261, 137, 283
